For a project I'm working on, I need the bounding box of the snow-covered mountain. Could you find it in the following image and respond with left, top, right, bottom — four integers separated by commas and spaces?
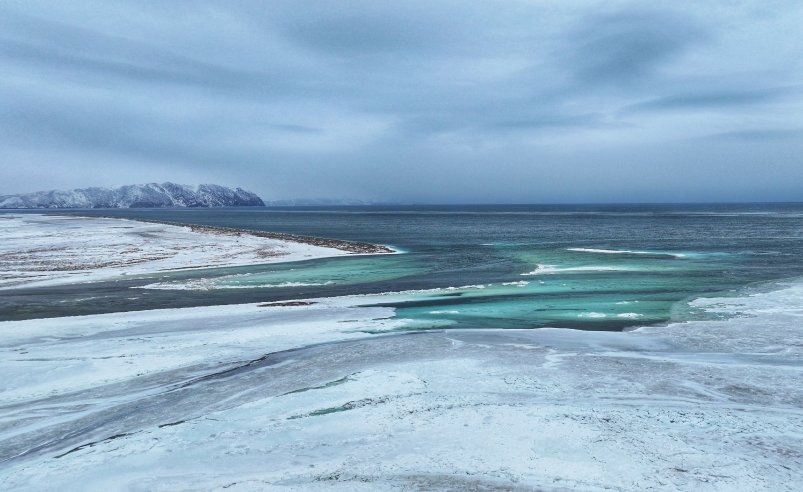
0, 183, 265, 209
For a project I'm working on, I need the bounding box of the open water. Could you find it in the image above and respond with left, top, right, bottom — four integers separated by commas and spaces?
3, 203, 803, 330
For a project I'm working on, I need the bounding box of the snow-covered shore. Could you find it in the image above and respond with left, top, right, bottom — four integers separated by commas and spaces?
0, 214, 369, 290
1, 280, 801, 490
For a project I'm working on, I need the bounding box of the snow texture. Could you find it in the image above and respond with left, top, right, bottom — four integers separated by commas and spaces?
0, 214, 800, 490
0, 183, 264, 209
1, 281, 801, 490
0, 214, 349, 289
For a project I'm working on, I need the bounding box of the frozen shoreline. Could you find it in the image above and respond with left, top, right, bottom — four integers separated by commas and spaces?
0, 280, 801, 490
0, 214, 393, 290
1, 213, 800, 490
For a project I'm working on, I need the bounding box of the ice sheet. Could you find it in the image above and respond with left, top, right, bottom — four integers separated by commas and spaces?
1, 280, 801, 490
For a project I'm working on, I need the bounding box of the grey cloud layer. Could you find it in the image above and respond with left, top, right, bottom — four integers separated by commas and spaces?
1, 0, 801, 202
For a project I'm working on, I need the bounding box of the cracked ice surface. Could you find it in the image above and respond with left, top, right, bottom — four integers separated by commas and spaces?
0, 279, 801, 490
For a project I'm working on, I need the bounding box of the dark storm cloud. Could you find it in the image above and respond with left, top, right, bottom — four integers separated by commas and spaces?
1, 0, 802, 202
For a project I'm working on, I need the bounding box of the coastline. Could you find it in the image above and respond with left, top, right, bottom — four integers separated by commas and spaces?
1, 210, 801, 490
0, 214, 395, 290
135, 219, 395, 255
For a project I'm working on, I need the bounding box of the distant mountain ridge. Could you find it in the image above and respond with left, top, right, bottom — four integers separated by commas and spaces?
0, 183, 265, 209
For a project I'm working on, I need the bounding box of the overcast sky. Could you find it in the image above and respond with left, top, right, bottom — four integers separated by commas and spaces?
1, 1, 802, 203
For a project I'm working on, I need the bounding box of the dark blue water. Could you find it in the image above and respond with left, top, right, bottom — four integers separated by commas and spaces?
3, 204, 803, 330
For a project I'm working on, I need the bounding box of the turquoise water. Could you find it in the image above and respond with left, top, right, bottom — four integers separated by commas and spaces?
3, 204, 803, 330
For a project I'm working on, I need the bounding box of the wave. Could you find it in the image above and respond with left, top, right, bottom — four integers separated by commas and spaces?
139, 280, 335, 291
567, 248, 686, 259
578, 312, 642, 319
578, 312, 607, 318
521, 264, 631, 276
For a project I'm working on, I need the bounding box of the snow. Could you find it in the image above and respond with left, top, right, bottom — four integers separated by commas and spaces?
0, 182, 264, 209
1, 280, 802, 490
0, 214, 351, 289
0, 297, 402, 404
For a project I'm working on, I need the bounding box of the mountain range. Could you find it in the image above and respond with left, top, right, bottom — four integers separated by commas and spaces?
0, 183, 265, 209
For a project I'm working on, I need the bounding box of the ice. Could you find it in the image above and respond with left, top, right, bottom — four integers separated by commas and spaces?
0, 214, 801, 490
1, 279, 801, 490
0, 297, 402, 404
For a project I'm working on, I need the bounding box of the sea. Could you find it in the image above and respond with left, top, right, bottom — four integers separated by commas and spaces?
3, 203, 803, 330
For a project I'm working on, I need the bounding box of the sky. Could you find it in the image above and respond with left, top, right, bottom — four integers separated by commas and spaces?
1, 0, 802, 203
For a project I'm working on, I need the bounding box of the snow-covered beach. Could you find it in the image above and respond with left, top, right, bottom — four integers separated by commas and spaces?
0, 213, 801, 490
0, 214, 378, 290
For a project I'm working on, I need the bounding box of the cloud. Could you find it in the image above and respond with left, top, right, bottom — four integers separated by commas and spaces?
702, 128, 803, 141
0, 13, 303, 101
566, 7, 708, 85
0, 0, 802, 202
625, 86, 797, 112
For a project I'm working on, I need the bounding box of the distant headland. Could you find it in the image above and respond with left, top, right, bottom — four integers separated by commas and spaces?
0, 183, 265, 209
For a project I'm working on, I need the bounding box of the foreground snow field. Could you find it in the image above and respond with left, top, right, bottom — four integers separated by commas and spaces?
0, 214, 351, 290
1, 279, 801, 490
